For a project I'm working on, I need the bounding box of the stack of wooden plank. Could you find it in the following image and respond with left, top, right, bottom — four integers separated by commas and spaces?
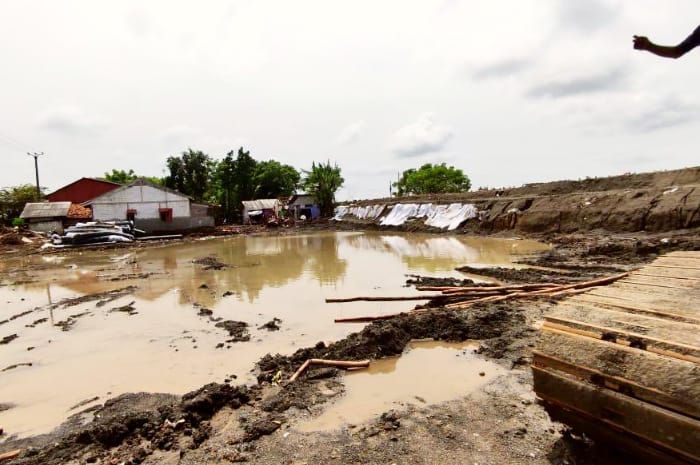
533, 251, 700, 464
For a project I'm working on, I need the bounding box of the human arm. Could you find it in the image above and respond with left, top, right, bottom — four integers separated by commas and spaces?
633, 26, 700, 59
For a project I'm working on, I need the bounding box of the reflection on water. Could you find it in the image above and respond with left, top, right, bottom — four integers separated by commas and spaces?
0, 232, 547, 437
298, 340, 505, 432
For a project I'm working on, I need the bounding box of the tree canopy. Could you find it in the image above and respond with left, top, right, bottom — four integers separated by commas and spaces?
303, 161, 344, 217
164, 149, 214, 201
213, 148, 300, 222
394, 163, 470, 196
104, 169, 163, 186
0, 184, 44, 224
104, 169, 137, 184
254, 160, 300, 199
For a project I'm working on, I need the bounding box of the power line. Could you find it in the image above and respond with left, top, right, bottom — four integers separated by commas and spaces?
0, 131, 32, 152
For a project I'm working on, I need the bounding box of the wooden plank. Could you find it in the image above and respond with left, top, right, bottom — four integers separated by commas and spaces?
632, 273, 700, 282
616, 280, 697, 290
547, 305, 700, 347
533, 366, 700, 464
567, 294, 700, 324
533, 352, 700, 420
647, 264, 700, 271
542, 319, 700, 363
621, 275, 700, 287
584, 288, 699, 311
534, 332, 700, 418
665, 251, 700, 259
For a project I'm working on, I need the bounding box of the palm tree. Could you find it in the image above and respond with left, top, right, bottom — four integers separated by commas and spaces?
303, 161, 344, 217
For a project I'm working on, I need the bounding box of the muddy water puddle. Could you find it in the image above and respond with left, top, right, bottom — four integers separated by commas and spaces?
298, 340, 505, 432
0, 232, 548, 437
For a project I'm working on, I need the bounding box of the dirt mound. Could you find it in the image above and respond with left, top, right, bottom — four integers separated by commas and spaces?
8, 384, 253, 465
215, 320, 250, 342
455, 265, 593, 284
257, 303, 522, 382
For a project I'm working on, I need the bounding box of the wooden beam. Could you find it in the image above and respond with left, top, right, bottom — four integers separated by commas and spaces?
532, 350, 700, 420
567, 295, 700, 325
532, 366, 700, 464
542, 318, 700, 363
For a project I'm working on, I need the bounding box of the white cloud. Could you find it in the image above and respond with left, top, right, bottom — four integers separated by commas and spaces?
390, 114, 453, 158
336, 120, 365, 146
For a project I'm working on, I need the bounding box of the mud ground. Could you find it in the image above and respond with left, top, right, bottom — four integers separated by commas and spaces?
4, 224, 692, 464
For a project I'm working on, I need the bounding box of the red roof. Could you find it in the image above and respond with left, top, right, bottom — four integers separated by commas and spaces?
47, 178, 121, 204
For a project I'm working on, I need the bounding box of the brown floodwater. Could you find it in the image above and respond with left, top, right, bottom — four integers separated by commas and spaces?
297, 340, 505, 432
0, 231, 548, 438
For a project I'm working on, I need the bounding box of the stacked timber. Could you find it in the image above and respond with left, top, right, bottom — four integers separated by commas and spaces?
533, 251, 700, 465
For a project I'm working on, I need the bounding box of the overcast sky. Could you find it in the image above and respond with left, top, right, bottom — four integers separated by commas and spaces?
0, 1, 698, 199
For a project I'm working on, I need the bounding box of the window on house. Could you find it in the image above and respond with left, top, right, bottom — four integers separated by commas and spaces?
159, 208, 173, 223
126, 209, 137, 221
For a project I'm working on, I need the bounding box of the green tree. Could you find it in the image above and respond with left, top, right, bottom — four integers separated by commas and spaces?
104, 169, 164, 186
213, 147, 258, 223
215, 151, 237, 222
104, 169, 137, 184
231, 147, 257, 202
164, 149, 214, 201
303, 161, 344, 217
393, 163, 470, 196
0, 184, 45, 225
254, 160, 300, 198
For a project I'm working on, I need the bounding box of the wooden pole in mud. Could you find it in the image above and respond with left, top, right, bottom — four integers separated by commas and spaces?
326, 295, 444, 303
289, 359, 370, 382
415, 283, 558, 293
0, 449, 21, 462
334, 272, 631, 323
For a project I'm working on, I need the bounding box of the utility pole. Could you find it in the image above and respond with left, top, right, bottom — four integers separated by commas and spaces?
27, 152, 44, 198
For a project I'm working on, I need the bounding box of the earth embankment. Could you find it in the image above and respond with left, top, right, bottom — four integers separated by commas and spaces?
343, 166, 700, 234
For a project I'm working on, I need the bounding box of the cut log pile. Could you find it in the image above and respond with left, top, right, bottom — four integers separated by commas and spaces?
328, 272, 630, 323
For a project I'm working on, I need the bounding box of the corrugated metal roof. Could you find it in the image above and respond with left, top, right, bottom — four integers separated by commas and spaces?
20, 202, 71, 219
241, 199, 280, 210
84, 178, 191, 205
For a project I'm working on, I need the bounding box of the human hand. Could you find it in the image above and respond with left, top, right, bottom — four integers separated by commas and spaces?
633, 35, 651, 50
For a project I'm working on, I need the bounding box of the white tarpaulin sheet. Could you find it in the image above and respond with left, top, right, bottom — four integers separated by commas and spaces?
333, 204, 385, 221
424, 203, 478, 230
380, 203, 419, 226
333, 206, 349, 220
336, 202, 477, 230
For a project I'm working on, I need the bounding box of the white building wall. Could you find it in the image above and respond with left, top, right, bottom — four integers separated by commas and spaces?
91, 185, 191, 221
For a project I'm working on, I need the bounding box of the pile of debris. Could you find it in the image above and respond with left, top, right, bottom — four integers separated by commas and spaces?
50, 221, 141, 246
0, 226, 43, 247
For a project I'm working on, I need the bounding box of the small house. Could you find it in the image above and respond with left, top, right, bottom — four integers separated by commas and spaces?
84, 179, 214, 232
46, 177, 121, 204
288, 193, 320, 220
19, 202, 91, 233
241, 199, 280, 224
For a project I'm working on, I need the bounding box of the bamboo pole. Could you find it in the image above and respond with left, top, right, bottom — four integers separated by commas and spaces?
326, 295, 443, 303
0, 450, 21, 462
289, 359, 370, 382
335, 272, 630, 323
